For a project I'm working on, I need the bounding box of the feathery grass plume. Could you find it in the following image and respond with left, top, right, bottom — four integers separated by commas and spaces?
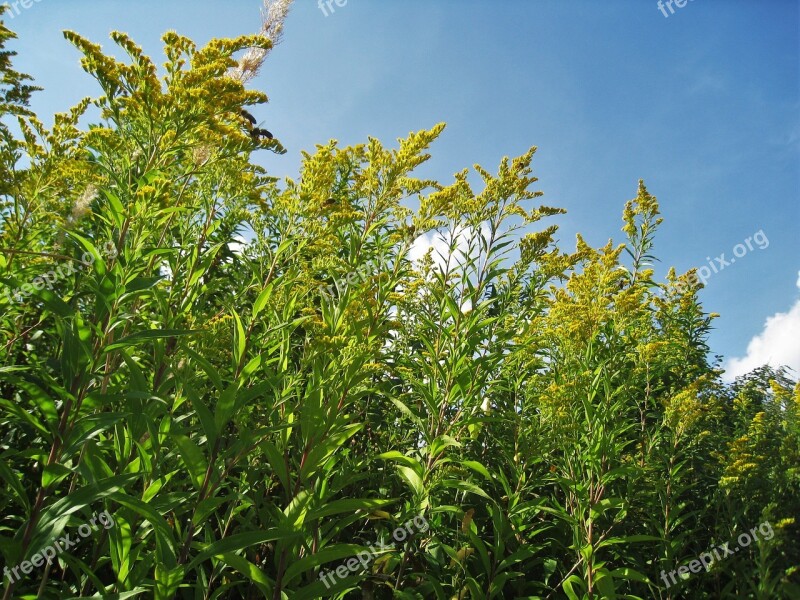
68, 184, 97, 225
229, 0, 293, 83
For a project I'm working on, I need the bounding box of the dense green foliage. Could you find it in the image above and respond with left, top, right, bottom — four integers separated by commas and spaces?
1, 15, 798, 599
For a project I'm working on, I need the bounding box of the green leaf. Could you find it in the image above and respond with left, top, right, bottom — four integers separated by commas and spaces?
231, 309, 246, 368
214, 383, 238, 435
104, 329, 196, 352
65, 590, 148, 600
307, 498, 395, 521
42, 463, 73, 488
0, 398, 50, 436
252, 282, 274, 319
107, 491, 178, 565
260, 441, 290, 491
172, 433, 208, 490
63, 412, 129, 456
610, 567, 651, 583
26, 474, 136, 561
33, 286, 75, 318
397, 465, 424, 497
218, 551, 274, 592
184, 530, 291, 572
101, 189, 125, 230
0, 457, 30, 512
461, 460, 492, 481
562, 575, 583, 600
64, 229, 106, 277
155, 564, 184, 600
282, 544, 372, 587
184, 347, 224, 391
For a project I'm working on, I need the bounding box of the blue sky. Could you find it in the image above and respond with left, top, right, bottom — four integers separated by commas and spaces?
4, 0, 799, 377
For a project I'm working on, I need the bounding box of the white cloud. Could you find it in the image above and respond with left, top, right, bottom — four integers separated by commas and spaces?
228, 233, 250, 256
723, 270, 800, 381
408, 224, 490, 270
408, 229, 467, 269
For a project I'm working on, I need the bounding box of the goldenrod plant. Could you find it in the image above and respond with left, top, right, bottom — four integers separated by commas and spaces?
0, 7, 798, 599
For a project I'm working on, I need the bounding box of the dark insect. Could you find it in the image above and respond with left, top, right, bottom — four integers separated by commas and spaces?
251, 127, 274, 141
240, 109, 273, 141
240, 109, 257, 126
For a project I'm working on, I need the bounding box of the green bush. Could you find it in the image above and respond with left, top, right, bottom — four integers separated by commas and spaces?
1, 15, 798, 599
